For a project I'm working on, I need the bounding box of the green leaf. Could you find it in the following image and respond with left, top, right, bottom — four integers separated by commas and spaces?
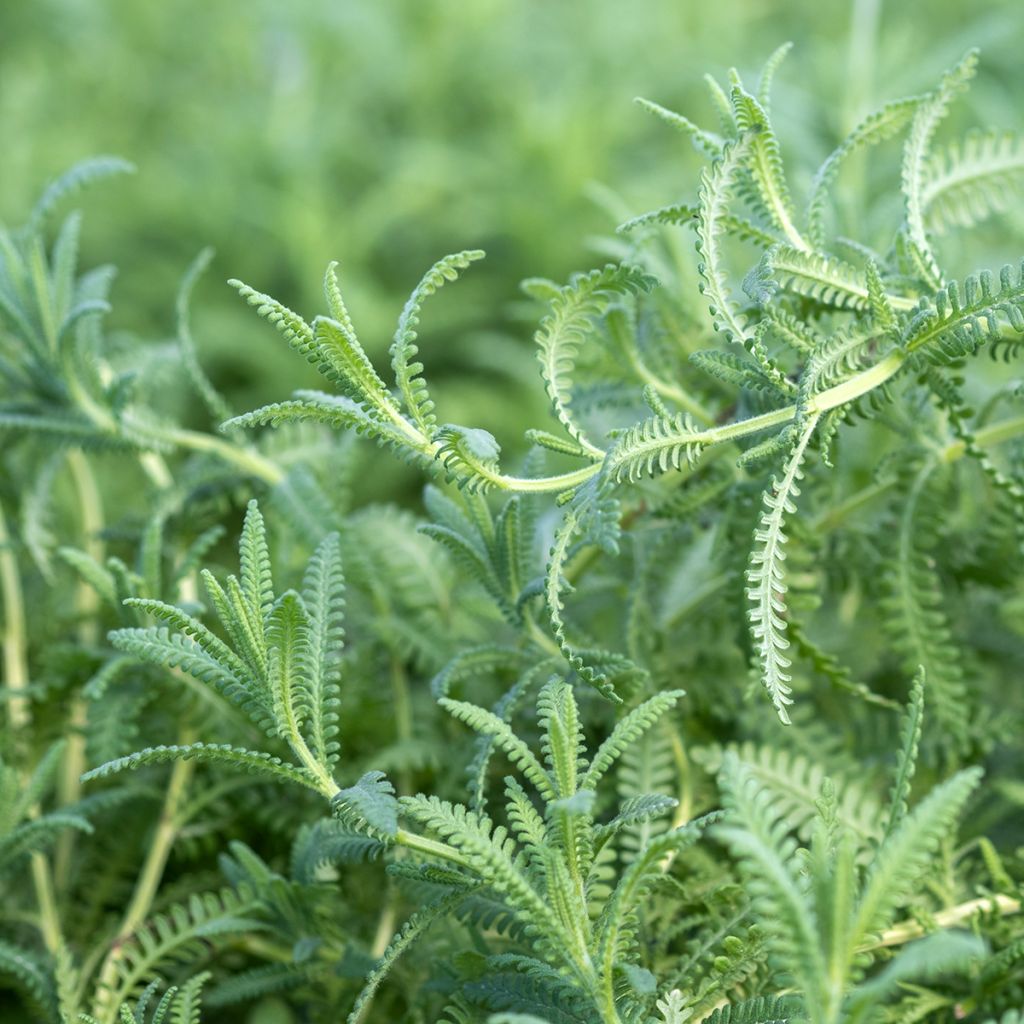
884, 669, 926, 839
923, 129, 1024, 234
746, 413, 819, 723
852, 766, 983, 945
392, 250, 484, 433
299, 531, 345, 769
332, 770, 399, 839
605, 411, 705, 483
695, 135, 756, 347
730, 87, 804, 249
901, 262, 1024, 363
902, 49, 979, 287
534, 264, 655, 455
440, 697, 554, 800
82, 743, 320, 790
714, 755, 826, 1012
807, 94, 922, 245
239, 500, 274, 623
29, 156, 135, 229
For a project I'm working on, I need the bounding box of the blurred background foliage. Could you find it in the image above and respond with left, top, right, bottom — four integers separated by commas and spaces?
1, 0, 1021, 457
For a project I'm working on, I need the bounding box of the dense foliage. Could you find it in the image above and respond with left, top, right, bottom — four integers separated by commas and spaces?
2, 34, 1024, 1024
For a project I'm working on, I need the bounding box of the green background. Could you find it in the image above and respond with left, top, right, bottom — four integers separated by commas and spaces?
2, 0, 1020, 432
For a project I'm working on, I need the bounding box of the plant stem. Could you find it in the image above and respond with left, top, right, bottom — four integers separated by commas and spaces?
390, 654, 413, 794
91, 731, 195, 1020
0, 500, 30, 737
394, 828, 470, 869
0, 500, 66, 954
371, 903, 397, 959
137, 450, 174, 490
29, 856, 63, 955
624, 343, 715, 425
493, 353, 1023, 497
872, 893, 1020, 948
163, 343, 916, 499
156, 425, 285, 485
942, 412, 1024, 461
598, 982, 624, 1024
815, 411, 1024, 532
55, 450, 104, 887
525, 607, 564, 660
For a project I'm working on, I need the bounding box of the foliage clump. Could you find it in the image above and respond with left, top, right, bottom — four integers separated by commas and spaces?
1, 42, 1024, 1024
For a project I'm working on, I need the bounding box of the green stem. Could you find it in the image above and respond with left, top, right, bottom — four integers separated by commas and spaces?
136, 450, 174, 490
483, 462, 605, 494
525, 607, 563, 659
583, 339, 1004, 502
871, 893, 1020, 949
371, 902, 397, 960
29, 856, 63, 955
91, 734, 195, 1022
181, 344, 912, 498
624, 345, 715, 425
598, 981, 625, 1024
942, 412, 1024, 461
390, 654, 413, 795
155, 425, 284, 486
55, 450, 104, 888
815, 411, 1024, 533
812, 478, 893, 533
394, 828, 470, 869
290, 727, 337, 799
0, 501, 64, 954
0, 500, 30, 736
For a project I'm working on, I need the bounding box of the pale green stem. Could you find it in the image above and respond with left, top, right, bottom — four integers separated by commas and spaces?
0, 500, 30, 735
394, 828, 469, 869
55, 450, 104, 888
815, 412, 1024, 533
872, 893, 1020, 949
624, 344, 715, 425
662, 729, 693, 871
155, 425, 284, 486
660, 572, 732, 632
390, 654, 413, 795
29, 856, 63, 955
598, 982, 625, 1024
292, 730, 337, 798
843, 0, 882, 134
525, 606, 564, 659
0, 501, 64, 953
942, 412, 1024, 462
137, 450, 174, 490
371, 902, 398, 960
91, 733, 196, 1023
152, 345, 907, 496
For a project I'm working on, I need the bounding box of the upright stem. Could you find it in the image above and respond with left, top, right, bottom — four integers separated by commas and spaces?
30, 856, 63, 955
390, 654, 413, 795
55, 450, 105, 887
0, 500, 30, 736
0, 500, 64, 953
91, 731, 195, 1021
137, 451, 174, 491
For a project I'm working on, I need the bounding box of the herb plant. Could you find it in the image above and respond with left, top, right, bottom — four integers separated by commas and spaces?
2, 43, 1024, 1024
